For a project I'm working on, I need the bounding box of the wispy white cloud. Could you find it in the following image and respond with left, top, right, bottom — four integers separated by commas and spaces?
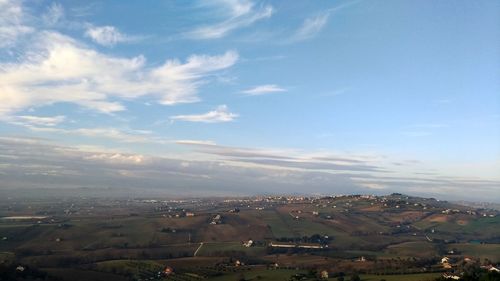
187, 0, 273, 39
61, 127, 152, 142
25, 126, 170, 144
177, 142, 385, 172
289, 1, 359, 43
42, 3, 64, 26
85, 25, 130, 46
0, 30, 238, 116
0, 0, 33, 48
291, 12, 330, 42
171, 105, 238, 123
316, 87, 349, 98
70, 3, 100, 18
9, 115, 66, 127
242, 84, 286, 96
84, 153, 146, 165
175, 140, 217, 146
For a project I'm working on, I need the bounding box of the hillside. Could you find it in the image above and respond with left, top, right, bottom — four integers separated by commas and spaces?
0, 194, 499, 280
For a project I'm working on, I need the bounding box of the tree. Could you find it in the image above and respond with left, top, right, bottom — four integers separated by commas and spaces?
351, 273, 361, 281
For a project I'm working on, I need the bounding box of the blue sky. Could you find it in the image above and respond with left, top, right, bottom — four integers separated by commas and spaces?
0, 0, 499, 201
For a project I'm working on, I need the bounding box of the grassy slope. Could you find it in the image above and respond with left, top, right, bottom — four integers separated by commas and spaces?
448, 243, 500, 262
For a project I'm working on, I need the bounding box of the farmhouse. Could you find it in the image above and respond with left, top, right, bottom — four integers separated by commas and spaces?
210, 214, 222, 224
16, 266, 25, 272
356, 256, 366, 262
164, 266, 173, 275
243, 239, 254, 247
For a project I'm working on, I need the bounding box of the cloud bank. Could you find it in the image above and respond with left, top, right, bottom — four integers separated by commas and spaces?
1, 137, 499, 201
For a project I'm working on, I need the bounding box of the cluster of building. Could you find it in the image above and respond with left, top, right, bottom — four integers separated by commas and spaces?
440, 256, 500, 280
210, 214, 222, 225
442, 208, 496, 218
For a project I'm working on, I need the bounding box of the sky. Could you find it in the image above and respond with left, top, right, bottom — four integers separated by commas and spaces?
0, 0, 499, 201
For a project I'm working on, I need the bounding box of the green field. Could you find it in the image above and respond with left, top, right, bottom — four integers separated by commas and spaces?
256, 210, 295, 238
448, 243, 500, 262
385, 241, 437, 258
415, 216, 500, 240
94, 259, 163, 279
282, 215, 342, 237
45, 268, 129, 281
360, 273, 441, 281
206, 269, 308, 281
196, 242, 267, 257
203, 268, 441, 281
463, 217, 500, 236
